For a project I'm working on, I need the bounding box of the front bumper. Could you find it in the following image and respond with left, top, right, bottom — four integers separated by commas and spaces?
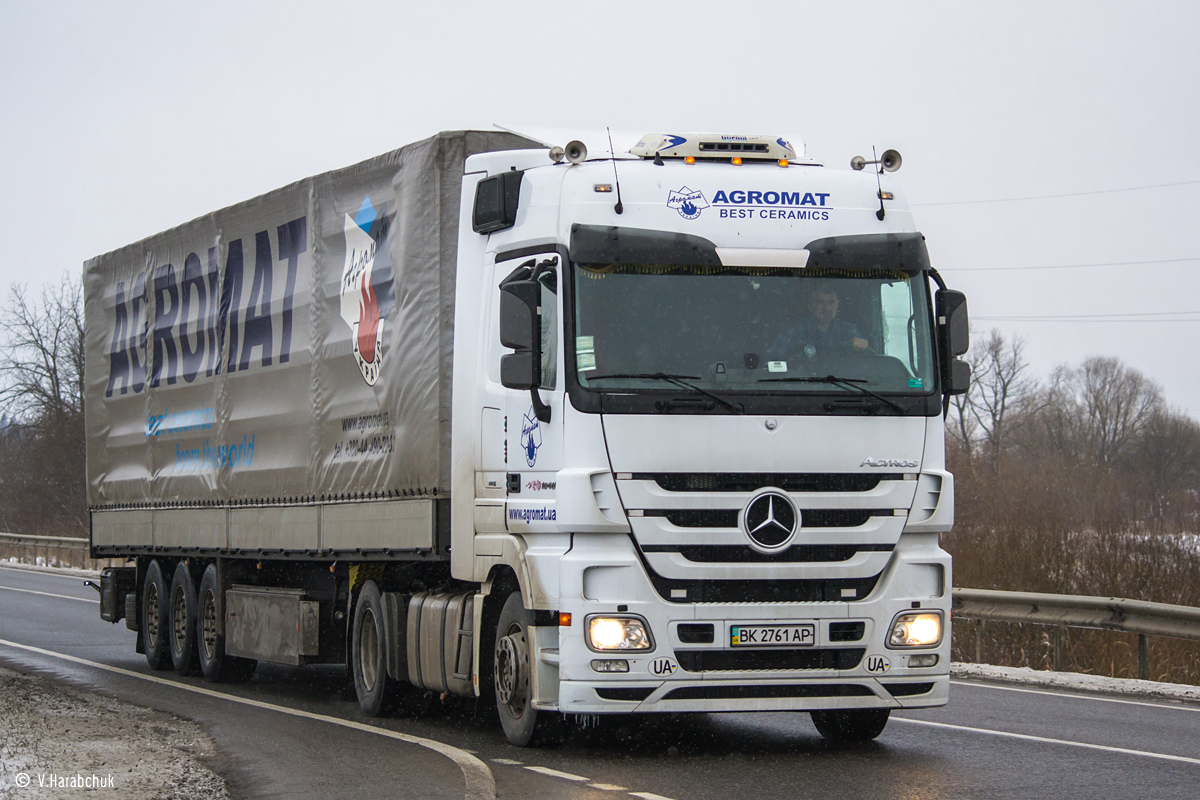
545, 532, 951, 715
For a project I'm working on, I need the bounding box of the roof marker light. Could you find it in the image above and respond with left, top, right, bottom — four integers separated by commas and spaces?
731, 157, 743, 166
778, 159, 789, 168
685, 156, 695, 165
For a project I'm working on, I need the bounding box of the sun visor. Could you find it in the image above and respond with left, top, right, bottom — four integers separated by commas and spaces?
803, 232, 931, 272
570, 224, 721, 267
715, 248, 810, 268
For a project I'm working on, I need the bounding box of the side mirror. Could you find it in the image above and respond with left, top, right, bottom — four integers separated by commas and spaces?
499, 278, 541, 390
937, 290, 969, 356
936, 289, 970, 396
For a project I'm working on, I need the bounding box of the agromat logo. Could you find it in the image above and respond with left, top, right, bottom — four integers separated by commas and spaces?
339, 197, 396, 385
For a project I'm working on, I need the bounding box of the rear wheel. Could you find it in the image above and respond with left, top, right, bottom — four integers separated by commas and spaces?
352, 581, 399, 716
142, 560, 171, 671
197, 564, 256, 682
494, 592, 563, 747
810, 708, 890, 742
169, 562, 200, 676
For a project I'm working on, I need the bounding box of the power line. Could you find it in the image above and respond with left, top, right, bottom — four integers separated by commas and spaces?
944, 256, 1200, 272
976, 314, 1200, 323
913, 178, 1200, 207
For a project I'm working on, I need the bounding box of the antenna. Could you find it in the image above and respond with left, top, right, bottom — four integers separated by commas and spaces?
873, 146, 886, 221
607, 127, 624, 215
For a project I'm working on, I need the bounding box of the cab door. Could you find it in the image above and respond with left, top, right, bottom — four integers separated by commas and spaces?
504, 260, 564, 531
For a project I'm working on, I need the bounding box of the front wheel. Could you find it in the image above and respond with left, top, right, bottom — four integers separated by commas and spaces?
810, 708, 890, 742
494, 592, 563, 747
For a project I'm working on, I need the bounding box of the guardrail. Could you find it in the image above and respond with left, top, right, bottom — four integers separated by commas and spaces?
0, 532, 119, 571
953, 587, 1200, 681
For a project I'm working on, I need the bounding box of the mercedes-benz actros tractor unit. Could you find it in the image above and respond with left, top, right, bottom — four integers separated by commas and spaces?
87, 128, 970, 746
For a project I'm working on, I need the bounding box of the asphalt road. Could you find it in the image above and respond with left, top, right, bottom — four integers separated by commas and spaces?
2, 564, 1198, 800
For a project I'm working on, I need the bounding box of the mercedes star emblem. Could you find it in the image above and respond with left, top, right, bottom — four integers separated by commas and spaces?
743, 491, 799, 550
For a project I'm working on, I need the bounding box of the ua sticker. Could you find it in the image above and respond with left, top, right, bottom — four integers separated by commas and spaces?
649, 657, 678, 677
865, 654, 891, 674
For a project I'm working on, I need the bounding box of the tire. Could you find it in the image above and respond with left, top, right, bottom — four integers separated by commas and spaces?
493, 592, 564, 747
142, 560, 172, 671
169, 562, 201, 676
352, 580, 399, 716
810, 708, 890, 742
197, 564, 256, 683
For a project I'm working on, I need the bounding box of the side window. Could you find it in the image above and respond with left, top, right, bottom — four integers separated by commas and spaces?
539, 270, 558, 389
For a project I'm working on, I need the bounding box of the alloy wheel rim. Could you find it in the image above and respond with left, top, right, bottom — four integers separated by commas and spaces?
359, 608, 379, 692
145, 582, 160, 648
200, 589, 218, 660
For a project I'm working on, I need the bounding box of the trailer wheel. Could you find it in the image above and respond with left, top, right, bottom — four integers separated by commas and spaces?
810, 708, 890, 742
142, 561, 172, 670
197, 564, 256, 683
169, 562, 201, 676
494, 592, 564, 747
352, 580, 399, 716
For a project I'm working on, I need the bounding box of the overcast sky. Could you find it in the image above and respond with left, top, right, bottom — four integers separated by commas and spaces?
4, 1, 1198, 415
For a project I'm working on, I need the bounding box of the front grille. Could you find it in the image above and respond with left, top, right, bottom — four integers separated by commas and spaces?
675, 648, 864, 672
644, 570, 882, 603
596, 687, 656, 702
632, 473, 898, 493
650, 509, 738, 528
642, 545, 893, 563
663, 684, 874, 701
884, 682, 935, 697
645, 509, 883, 529
677, 623, 715, 643
828, 621, 867, 642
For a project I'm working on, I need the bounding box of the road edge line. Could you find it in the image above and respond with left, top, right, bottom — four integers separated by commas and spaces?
0, 638, 495, 800
893, 716, 1200, 766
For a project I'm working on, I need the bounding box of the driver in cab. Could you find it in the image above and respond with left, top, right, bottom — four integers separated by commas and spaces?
770, 285, 869, 361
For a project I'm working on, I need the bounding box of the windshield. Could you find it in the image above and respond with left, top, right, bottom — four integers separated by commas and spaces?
571, 263, 935, 397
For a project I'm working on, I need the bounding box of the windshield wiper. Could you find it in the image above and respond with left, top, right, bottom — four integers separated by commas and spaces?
758, 374, 905, 414
586, 373, 744, 414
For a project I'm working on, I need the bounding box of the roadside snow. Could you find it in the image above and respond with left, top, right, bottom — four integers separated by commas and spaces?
1, 560, 101, 579
952, 662, 1200, 703
0, 667, 228, 800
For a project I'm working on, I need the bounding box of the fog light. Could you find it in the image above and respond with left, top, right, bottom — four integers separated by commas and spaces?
591, 659, 630, 673
888, 612, 943, 648
909, 654, 939, 668
588, 617, 652, 651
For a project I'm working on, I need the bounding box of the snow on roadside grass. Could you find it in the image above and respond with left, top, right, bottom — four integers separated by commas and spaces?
952, 662, 1200, 703
0, 667, 228, 800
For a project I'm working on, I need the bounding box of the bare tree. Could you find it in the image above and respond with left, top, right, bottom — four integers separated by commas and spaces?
1074, 356, 1162, 465
0, 276, 84, 429
966, 330, 1037, 468
0, 275, 87, 535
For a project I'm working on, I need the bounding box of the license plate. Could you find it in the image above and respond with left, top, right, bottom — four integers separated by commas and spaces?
730, 624, 815, 648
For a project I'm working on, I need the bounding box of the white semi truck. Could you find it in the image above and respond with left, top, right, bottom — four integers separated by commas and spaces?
87, 128, 969, 746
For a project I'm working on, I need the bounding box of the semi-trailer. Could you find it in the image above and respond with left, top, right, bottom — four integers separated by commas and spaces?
87, 128, 969, 746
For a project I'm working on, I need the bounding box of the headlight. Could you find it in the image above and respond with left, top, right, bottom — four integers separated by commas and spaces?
587, 617, 652, 651
888, 612, 943, 648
